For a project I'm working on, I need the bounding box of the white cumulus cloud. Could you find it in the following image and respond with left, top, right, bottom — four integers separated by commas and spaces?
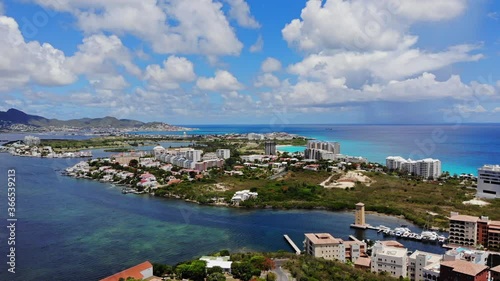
261, 57, 282, 73
225, 0, 260, 28
32, 0, 243, 56
0, 16, 76, 91
255, 73, 281, 88
197, 70, 244, 91
144, 56, 196, 90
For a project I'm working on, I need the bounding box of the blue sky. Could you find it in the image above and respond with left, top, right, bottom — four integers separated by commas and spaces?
0, 0, 499, 124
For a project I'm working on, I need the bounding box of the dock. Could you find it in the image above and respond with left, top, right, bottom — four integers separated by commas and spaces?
349, 235, 362, 242
283, 234, 301, 255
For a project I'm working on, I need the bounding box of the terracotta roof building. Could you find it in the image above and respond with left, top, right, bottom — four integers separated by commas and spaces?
491, 265, 500, 281
439, 260, 488, 281
100, 261, 154, 281
304, 233, 346, 262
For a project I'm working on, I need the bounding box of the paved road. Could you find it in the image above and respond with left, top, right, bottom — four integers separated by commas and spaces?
268, 168, 287, 180
272, 260, 291, 281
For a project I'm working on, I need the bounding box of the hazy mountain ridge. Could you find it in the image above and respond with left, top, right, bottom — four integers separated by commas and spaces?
0, 108, 190, 131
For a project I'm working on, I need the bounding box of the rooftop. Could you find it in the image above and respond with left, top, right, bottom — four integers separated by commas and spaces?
99, 261, 152, 281
379, 240, 405, 248
200, 256, 232, 269
450, 215, 479, 223
410, 250, 442, 264
354, 257, 371, 267
305, 233, 342, 245
479, 165, 500, 172
491, 265, 500, 273
440, 260, 488, 277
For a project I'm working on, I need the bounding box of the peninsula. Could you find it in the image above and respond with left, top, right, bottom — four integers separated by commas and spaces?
0, 108, 195, 134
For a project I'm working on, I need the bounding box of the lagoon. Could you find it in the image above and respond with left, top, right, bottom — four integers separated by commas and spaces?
0, 152, 446, 281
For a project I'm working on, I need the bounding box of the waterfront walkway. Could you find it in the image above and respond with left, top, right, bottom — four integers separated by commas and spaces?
283, 234, 301, 255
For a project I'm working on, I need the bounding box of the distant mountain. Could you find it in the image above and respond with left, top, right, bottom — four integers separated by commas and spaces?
0, 108, 190, 131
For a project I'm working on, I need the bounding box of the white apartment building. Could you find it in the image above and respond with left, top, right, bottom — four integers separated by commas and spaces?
448, 213, 479, 247
185, 150, 202, 162
408, 251, 442, 281
231, 190, 258, 203
385, 156, 442, 179
216, 149, 231, 159
477, 164, 500, 199
370, 241, 408, 278
386, 156, 407, 170
303, 233, 346, 262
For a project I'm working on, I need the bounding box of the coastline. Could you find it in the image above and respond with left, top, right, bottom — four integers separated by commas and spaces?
67, 172, 443, 231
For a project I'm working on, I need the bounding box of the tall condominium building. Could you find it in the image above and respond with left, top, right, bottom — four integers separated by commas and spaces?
185, 150, 202, 162
370, 241, 408, 279
303, 233, 346, 262
304, 140, 341, 160
477, 165, 500, 199
448, 212, 500, 250
264, 141, 276, 155
385, 156, 442, 179
306, 140, 341, 154
216, 149, 231, 159
448, 214, 479, 247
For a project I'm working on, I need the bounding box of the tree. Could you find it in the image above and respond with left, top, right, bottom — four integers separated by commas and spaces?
207, 272, 226, 281
231, 262, 256, 281
129, 159, 139, 167
207, 266, 223, 275
219, 249, 230, 256
266, 272, 277, 281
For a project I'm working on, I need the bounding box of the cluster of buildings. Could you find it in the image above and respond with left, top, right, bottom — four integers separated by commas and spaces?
303, 140, 367, 164
8, 142, 92, 158
448, 212, 500, 251
303, 232, 500, 281
477, 165, 500, 199
304, 140, 341, 160
153, 146, 228, 171
231, 190, 258, 204
23, 135, 41, 146
386, 156, 442, 179
100, 256, 235, 281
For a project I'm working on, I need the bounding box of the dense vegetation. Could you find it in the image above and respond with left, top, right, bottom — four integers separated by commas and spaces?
285, 255, 401, 281
149, 250, 400, 281
152, 166, 500, 229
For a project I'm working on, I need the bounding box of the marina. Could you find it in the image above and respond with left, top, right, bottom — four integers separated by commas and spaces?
376, 225, 447, 244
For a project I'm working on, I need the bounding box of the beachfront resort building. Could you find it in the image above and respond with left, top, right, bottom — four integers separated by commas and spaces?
265, 141, 277, 155
370, 241, 408, 279
386, 156, 442, 179
304, 233, 346, 262
408, 251, 442, 281
304, 140, 341, 161
477, 165, 500, 199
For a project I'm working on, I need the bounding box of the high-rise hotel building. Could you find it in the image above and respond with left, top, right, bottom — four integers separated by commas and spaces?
477, 165, 500, 199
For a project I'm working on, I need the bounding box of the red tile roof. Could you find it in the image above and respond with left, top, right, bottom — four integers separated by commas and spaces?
354, 257, 371, 268
100, 261, 153, 281
491, 265, 500, 273
440, 260, 488, 277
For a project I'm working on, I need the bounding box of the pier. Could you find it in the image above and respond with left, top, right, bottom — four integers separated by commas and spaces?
283, 234, 301, 255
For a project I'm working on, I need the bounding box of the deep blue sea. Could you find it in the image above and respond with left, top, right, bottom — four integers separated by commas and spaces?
0, 124, 499, 280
